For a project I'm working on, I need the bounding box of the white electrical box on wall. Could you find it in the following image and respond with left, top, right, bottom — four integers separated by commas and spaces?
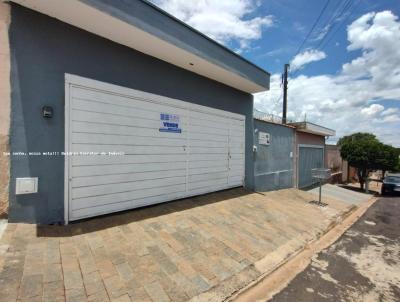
15, 178, 38, 195
259, 131, 270, 145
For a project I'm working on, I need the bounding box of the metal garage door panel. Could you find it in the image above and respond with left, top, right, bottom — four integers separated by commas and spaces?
66, 75, 245, 221
298, 146, 324, 188
69, 87, 187, 220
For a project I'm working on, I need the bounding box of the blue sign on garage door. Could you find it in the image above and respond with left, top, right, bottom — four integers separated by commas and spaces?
298, 145, 324, 188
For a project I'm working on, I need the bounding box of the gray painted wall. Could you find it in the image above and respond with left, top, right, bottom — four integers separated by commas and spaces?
253, 119, 294, 192
8, 4, 254, 224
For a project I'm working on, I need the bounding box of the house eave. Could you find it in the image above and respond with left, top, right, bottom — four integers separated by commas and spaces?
290, 122, 336, 137
10, 0, 270, 94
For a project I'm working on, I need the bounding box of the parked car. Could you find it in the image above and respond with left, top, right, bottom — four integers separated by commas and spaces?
381, 174, 400, 195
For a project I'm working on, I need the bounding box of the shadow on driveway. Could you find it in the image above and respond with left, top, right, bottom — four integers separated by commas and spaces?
37, 188, 253, 237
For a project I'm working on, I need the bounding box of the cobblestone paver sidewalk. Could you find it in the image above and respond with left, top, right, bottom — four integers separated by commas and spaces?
0, 188, 353, 302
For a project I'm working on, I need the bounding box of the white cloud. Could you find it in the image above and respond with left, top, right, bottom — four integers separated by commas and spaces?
361, 104, 384, 116
150, 0, 273, 51
293, 22, 306, 33
149, 3, 400, 146
383, 114, 400, 123
381, 107, 399, 116
291, 49, 327, 71
343, 10, 400, 88
255, 11, 400, 147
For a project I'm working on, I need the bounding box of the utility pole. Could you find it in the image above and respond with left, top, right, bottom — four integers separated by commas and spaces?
282, 63, 290, 124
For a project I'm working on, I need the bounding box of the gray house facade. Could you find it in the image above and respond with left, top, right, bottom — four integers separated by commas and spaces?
1, 0, 270, 224
253, 119, 295, 192
252, 117, 335, 192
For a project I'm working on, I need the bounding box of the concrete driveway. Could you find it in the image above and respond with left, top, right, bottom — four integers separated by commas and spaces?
307, 184, 371, 205
0, 188, 355, 302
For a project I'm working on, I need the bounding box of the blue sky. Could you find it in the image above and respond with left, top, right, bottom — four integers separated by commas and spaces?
151, 0, 400, 147
245, 0, 400, 75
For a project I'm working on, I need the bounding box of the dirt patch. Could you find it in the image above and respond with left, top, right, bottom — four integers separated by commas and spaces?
335, 234, 400, 300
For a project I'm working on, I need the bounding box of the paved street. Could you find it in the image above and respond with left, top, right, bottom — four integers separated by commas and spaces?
270, 196, 400, 302
0, 188, 352, 302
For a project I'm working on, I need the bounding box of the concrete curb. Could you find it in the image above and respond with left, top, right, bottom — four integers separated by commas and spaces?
229, 196, 377, 302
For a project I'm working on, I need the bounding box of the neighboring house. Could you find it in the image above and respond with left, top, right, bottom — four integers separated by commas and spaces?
252, 115, 335, 192
324, 144, 368, 184
1, 0, 270, 224
290, 122, 336, 188
325, 144, 347, 184
253, 118, 295, 192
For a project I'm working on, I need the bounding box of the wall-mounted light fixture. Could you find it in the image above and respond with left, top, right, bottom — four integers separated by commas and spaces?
42, 106, 53, 118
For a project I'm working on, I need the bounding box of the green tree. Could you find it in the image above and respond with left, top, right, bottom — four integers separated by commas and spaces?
338, 133, 399, 189
337, 132, 378, 146
391, 148, 400, 172
396, 158, 400, 172
375, 144, 400, 177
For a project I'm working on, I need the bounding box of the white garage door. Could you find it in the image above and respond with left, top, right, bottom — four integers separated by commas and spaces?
64, 74, 245, 222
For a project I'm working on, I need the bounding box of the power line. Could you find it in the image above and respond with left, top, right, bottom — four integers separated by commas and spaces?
272, 91, 283, 107
292, 0, 331, 59
268, 0, 350, 114
319, 0, 361, 50
271, 0, 361, 122
289, 0, 331, 79
290, 0, 358, 79
315, 0, 355, 50
315, 0, 351, 43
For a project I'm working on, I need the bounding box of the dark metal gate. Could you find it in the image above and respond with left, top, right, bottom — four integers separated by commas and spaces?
298, 146, 324, 188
